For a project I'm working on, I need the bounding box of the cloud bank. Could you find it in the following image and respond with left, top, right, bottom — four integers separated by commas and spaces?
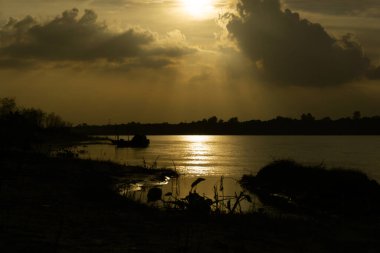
224, 0, 379, 86
0, 8, 195, 70
284, 0, 380, 17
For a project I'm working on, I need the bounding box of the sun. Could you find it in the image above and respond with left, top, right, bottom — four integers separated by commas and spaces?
181, 0, 215, 19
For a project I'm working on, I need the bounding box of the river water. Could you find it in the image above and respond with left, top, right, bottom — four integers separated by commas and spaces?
75, 135, 380, 207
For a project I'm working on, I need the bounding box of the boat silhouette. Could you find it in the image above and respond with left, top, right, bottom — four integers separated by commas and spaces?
111, 134, 150, 148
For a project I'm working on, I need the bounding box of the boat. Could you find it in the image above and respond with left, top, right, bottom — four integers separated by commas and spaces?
111, 134, 150, 148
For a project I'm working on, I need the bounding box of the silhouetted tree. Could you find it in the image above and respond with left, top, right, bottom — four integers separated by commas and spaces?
301, 113, 315, 121
320, 117, 332, 122
228, 117, 239, 124
207, 116, 218, 124
21, 108, 46, 129
353, 111, 361, 120
274, 116, 292, 121
45, 112, 70, 128
0, 97, 72, 149
0, 97, 17, 117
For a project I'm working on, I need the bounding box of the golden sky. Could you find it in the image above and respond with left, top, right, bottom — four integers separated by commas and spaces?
1, 0, 380, 124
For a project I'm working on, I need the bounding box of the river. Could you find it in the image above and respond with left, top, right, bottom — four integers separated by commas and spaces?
75, 135, 380, 206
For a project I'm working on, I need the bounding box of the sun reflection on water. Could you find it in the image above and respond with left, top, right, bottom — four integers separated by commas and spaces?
184, 135, 214, 175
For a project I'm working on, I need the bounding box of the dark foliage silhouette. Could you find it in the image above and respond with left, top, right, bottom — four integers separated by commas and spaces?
0, 97, 72, 149
74, 113, 380, 135
241, 159, 380, 216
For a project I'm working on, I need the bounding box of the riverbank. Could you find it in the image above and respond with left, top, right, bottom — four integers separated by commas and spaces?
1, 151, 380, 252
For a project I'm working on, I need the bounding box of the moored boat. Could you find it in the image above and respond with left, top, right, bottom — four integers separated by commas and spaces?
111, 134, 150, 148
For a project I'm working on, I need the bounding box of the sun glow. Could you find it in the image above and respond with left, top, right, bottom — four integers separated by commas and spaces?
181, 0, 215, 19
186, 135, 209, 143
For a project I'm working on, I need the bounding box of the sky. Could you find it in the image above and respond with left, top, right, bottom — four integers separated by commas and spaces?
1, 0, 380, 124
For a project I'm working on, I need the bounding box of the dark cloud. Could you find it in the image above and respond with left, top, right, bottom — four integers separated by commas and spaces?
0, 58, 36, 69
367, 66, 380, 80
0, 8, 194, 69
224, 0, 378, 86
284, 0, 380, 17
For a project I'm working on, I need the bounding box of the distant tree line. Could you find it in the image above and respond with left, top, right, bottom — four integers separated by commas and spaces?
74, 112, 380, 135
0, 97, 71, 149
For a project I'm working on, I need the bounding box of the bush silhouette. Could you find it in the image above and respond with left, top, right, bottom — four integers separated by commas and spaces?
241, 160, 380, 215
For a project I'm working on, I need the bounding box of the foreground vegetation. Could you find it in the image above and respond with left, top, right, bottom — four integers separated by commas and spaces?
241, 160, 380, 217
1, 151, 380, 252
